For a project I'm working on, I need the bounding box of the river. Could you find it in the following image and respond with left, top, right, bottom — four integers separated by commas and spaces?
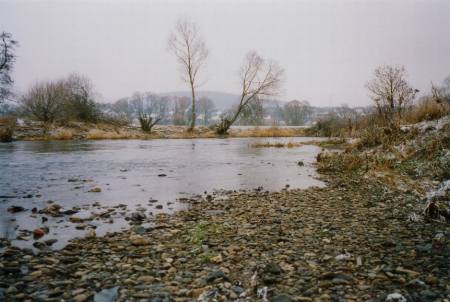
0, 137, 326, 250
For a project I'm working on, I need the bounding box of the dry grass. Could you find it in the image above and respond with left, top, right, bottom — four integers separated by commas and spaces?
50, 129, 74, 140
86, 129, 146, 140
0, 116, 16, 142
15, 121, 313, 141
404, 99, 449, 124
250, 141, 302, 148
231, 126, 306, 138
317, 151, 366, 173
168, 129, 217, 139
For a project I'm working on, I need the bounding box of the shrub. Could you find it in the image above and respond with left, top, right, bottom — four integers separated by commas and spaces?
0, 116, 16, 142
20, 81, 66, 123
60, 73, 99, 123
20, 74, 100, 124
307, 114, 347, 137
317, 151, 366, 173
138, 113, 160, 133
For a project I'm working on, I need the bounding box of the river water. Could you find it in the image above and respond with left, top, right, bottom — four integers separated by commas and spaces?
0, 137, 326, 250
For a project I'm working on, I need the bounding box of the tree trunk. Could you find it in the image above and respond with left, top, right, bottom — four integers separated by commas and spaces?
189, 83, 196, 131
215, 104, 243, 134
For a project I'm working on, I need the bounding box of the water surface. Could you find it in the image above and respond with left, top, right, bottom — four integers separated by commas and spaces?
0, 137, 325, 249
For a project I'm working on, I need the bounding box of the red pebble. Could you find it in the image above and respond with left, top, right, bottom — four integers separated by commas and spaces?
33, 228, 45, 238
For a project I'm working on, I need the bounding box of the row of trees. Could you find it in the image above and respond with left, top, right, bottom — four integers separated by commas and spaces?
1, 64, 313, 129
108, 93, 216, 128
219, 99, 313, 126
3, 26, 448, 135
2, 21, 286, 134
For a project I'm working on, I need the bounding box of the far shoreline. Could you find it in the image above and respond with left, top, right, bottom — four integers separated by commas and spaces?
7, 122, 317, 142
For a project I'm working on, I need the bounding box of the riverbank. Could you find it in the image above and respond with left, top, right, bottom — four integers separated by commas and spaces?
1, 172, 448, 301
1, 117, 449, 301
7, 121, 308, 141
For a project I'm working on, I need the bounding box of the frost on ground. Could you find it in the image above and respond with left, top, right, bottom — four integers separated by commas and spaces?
385, 292, 407, 302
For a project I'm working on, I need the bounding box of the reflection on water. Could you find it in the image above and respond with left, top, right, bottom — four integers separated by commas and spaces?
0, 137, 326, 249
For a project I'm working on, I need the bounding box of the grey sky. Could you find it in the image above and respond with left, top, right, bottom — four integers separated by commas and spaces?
1, 0, 449, 107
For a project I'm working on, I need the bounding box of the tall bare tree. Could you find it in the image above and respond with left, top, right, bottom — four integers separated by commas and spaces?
168, 18, 208, 131
0, 32, 18, 103
366, 65, 418, 120
216, 51, 284, 134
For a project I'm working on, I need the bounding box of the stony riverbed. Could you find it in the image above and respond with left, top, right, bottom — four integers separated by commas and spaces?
1, 173, 448, 301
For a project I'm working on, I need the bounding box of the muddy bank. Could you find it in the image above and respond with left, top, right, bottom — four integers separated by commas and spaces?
1, 173, 448, 301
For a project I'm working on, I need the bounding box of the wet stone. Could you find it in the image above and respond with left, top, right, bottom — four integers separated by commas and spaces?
93, 286, 119, 302
7, 206, 25, 213
264, 262, 282, 275
204, 270, 227, 284
130, 212, 146, 221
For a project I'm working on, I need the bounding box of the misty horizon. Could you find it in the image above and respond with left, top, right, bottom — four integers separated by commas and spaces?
1, 0, 450, 107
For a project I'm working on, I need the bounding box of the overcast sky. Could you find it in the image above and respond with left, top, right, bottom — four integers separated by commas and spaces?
1, 0, 449, 106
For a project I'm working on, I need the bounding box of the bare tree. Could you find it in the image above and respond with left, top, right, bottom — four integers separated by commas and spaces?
127, 92, 161, 132
216, 51, 284, 134
112, 98, 134, 124
20, 80, 67, 123
196, 97, 215, 125
238, 97, 265, 126
138, 112, 159, 133
0, 32, 18, 103
430, 77, 450, 108
168, 18, 208, 131
334, 104, 360, 134
366, 65, 418, 120
283, 100, 312, 126
157, 96, 172, 124
63, 73, 98, 122
145, 93, 170, 124
172, 96, 190, 125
